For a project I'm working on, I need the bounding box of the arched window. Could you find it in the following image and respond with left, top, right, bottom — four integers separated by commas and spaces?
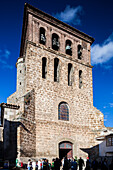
54, 58, 59, 82
58, 102, 69, 121
68, 63, 73, 86
65, 40, 72, 56
42, 57, 47, 79
40, 27, 46, 45
52, 33, 59, 51
79, 70, 82, 89
78, 44, 82, 59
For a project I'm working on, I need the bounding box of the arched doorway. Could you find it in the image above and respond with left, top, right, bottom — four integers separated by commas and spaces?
59, 141, 73, 159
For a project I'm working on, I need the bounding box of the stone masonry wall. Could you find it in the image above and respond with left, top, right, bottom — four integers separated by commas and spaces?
35, 119, 98, 160
7, 7, 104, 162
25, 42, 104, 127
23, 41, 104, 159
18, 89, 36, 158
20, 10, 104, 159
26, 14, 91, 66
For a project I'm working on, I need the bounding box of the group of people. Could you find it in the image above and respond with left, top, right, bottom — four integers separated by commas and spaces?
27, 156, 113, 170
85, 157, 113, 170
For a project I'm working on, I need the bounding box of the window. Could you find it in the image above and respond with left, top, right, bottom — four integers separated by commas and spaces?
59, 142, 72, 149
65, 40, 72, 56
106, 152, 113, 156
42, 57, 47, 79
68, 63, 73, 86
40, 27, 46, 45
78, 44, 82, 59
58, 102, 69, 121
106, 136, 113, 146
54, 58, 59, 82
52, 33, 59, 51
79, 70, 82, 89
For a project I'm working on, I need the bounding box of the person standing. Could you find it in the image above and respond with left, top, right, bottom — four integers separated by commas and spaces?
101, 158, 108, 170
92, 158, 98, 170
38, 159, 42, 170
71, 159, 77, 170
63, 156, 69, 170
85, 158, 91, 170
32, 159, 36, 170
43, 159, 49, 170
36, 161, 38, 170
27, 159, 31, 170
109, 159, 113, 170
54, 158, 60, 170
78, 157, 84, 170
51, 159, 55, 170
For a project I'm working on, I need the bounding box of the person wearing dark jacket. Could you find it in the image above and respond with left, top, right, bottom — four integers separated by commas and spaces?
71, 159, 77, 170
78, 157, 84, 170
109, 159, 113, 170
92, 159, 98, 170
54, 158, 60, 170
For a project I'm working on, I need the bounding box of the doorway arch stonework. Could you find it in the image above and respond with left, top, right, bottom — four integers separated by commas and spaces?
59, 141, 72, 159
56, 138, 76, 158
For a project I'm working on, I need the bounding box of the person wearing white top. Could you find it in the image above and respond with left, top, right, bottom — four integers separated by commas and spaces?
27, 159, 31, 170
38, 159, 42, 170
32, 160, 36, 170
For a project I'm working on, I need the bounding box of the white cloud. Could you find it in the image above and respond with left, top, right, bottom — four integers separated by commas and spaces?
53, 5, 83, 25
103, 106, 106, 109
104, 32, 113, 44
91, 32, 113, 65
4, 50, 10, 59
0, 49, 10, 59
104, 113, 109, 122
104, 119, 107, 122
0, 49, 13, 69
109, 103, 113, 108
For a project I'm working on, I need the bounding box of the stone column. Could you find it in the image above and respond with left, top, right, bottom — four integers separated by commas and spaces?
72, 40, 77, 60
16, 58, 25, 95
35, 22, 39, 45
28, 14, 33, 41
60, 34, 65, 54
46, 27, 52, 48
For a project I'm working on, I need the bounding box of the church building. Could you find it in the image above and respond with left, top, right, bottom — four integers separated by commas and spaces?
4, 3, 105, 162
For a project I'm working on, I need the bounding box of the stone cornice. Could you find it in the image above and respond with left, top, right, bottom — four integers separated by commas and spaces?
26, 40, 93, 68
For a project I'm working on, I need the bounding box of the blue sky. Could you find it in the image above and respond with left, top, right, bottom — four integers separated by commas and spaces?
0, 0, 113, 127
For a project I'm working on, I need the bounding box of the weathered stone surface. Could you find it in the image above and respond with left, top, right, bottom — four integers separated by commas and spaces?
6, 3, 104, 162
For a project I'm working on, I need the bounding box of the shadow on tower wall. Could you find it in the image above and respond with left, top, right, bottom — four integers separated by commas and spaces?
3, 119, 31, 167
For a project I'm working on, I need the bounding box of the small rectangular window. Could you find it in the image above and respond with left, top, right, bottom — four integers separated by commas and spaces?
106, 136, 113, 146
54, 58, 59, 82
68, 63, 73, 86
79, 70, 82, 89
42, 57, 47, 79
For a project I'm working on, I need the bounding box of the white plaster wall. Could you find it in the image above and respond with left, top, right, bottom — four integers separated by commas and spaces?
99, 140, 113, 156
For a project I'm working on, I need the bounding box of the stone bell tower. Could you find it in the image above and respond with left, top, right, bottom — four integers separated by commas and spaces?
7, 3, 104, 162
